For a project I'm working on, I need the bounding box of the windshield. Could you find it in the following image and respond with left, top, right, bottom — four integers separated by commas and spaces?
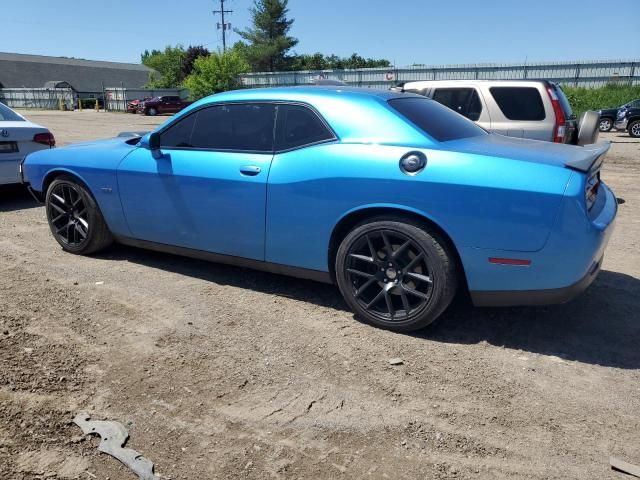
388, 97, 487, 142
0, 103, 25, 122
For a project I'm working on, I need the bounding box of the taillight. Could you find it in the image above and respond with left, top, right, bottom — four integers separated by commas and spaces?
585, 171, 601, 211
33, 132, 55, 147
546, 85, 566, 143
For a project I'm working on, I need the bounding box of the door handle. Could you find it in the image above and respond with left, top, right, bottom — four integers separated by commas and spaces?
240, 166, 261, 176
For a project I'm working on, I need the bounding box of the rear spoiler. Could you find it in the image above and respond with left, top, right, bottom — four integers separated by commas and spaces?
565, 141, 610, 173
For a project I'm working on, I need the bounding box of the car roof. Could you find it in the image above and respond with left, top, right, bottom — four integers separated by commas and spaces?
204, 86, 409, 104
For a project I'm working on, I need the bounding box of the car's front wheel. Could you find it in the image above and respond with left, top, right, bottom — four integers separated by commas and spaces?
598, 117, 613, 132
335, 218, 458, 332
45, 176, 113, 255
629, 120, 640, 138
147, 107, 158, 116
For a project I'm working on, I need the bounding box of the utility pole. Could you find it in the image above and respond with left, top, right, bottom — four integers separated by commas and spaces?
213, 0, 233, 52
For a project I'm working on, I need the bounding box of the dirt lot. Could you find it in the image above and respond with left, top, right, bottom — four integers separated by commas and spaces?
1, 110, 639, 480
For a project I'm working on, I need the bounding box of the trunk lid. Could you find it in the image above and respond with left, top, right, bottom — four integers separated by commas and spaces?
446, 134, 609, 172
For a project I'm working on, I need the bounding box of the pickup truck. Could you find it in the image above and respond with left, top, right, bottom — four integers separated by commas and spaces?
137, 96, 192, 116
598, 99, 640, 132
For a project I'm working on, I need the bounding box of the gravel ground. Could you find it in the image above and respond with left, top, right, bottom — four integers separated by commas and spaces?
1, 110, 639, 480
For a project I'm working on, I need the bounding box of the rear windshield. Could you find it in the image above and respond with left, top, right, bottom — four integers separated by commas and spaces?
552, 84, 575, 119
388, 97, 487, 142
0, 103, 25, 121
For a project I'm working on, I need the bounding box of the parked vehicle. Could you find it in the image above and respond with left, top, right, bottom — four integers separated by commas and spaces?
598, 99, 640, 132
615, 105, 640, 138
0, 102, 54, 185
391, 80, 584, 145
137, 96, 192, 116
22, 87, 617, 332
127, 97, 151, 114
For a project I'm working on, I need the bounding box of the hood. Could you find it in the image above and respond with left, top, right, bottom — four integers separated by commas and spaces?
59, 136, 138, 150
445, 134, 606, 171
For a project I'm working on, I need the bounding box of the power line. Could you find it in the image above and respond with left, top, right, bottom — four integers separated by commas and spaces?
213, 0, 233, 52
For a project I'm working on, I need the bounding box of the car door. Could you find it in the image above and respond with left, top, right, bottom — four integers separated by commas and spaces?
117, 102, 277, 260
484, 85, 548, 141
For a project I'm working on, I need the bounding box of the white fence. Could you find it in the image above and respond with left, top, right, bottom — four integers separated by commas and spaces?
240, 59, 640, 90
0, 88, 75, 109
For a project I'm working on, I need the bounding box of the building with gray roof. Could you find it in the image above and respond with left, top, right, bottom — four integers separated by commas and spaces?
0, 52, 156, 94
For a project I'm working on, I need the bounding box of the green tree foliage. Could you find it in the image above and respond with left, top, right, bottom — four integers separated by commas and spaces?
235, 0, 298, 72
183, 48, 250, 100
289, 52, 391, 71
182, 46, 210, 78
562, 83, 640, 115
142, 45, 187, 88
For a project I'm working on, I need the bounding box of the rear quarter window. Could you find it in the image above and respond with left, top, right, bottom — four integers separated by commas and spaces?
388, 97, 487, 142
489, 87, 546, 121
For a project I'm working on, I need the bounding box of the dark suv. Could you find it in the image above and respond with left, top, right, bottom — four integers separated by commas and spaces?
615, 105, 640, 138
599, 99, 640, 132
137, 96, 192, 116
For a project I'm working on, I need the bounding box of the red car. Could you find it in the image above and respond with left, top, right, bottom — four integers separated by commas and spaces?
137, 96, 192, 116
127, 97, 151, 114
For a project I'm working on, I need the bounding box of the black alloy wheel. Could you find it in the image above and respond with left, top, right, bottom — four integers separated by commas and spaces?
48, 182, 90, 248
336, 219, 457, 332
45, 176, 113, 254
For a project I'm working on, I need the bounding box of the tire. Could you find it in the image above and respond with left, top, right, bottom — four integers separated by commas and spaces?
45, 176, 113, 255
335, 218, 458, 332
598, 117, 613, 132
576, 111, 600, 146
629, 120, 640, 138
147, 107, 158, 116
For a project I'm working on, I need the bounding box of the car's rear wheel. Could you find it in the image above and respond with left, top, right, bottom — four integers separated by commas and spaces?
45, 176, 113, 255
629, 120, 640, 138
598, 117, 613, 132
335, 218, 458, 332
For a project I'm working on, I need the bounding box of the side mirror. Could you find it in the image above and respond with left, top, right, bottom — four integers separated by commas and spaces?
144, 132, 163, 159
149, 132, 160, 150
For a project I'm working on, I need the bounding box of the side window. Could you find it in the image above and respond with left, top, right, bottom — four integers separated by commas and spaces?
276, 104, 334, 151
161, 103, 276, 152
489, 87, 546, 121
159, 113, 197, 148
432, 88, 482, 121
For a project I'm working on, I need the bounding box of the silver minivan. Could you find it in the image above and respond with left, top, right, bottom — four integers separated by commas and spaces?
392, 80, 578, 144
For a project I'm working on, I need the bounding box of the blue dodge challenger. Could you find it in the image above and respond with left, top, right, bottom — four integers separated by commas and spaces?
22, 87, 617, 332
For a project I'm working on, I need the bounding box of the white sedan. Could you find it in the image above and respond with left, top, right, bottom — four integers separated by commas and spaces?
0, 103, 55, 185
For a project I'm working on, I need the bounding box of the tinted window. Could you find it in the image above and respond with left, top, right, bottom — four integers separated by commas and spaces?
629, 100, 640, 109
160, 103, 276, 152
159, 113, 197, 148
276, 104, 334, 150
489, 87, 545, 121
432, 88, 482, 121
388, 97, 487, 142
0, 103, 25, 121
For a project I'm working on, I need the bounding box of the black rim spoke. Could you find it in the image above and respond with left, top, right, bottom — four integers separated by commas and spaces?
48, 184, 89, 247
345, 229, 433, 322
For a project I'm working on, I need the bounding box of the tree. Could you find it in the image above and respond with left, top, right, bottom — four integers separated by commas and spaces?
182, 45, 210, 78
142, 45, 187, 88
235, 0, 298, 72
183, 48, 250, 100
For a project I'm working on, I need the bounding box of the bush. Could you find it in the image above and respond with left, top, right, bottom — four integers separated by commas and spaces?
183, 49, 250, 100
562, 83, 640, 115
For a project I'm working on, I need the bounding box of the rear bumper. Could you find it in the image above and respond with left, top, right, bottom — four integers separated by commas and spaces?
471, 256, 602, 307
464, 181, 617, 307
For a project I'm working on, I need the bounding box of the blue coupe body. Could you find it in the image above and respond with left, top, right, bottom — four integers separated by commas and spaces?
23, 87, 617, 313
